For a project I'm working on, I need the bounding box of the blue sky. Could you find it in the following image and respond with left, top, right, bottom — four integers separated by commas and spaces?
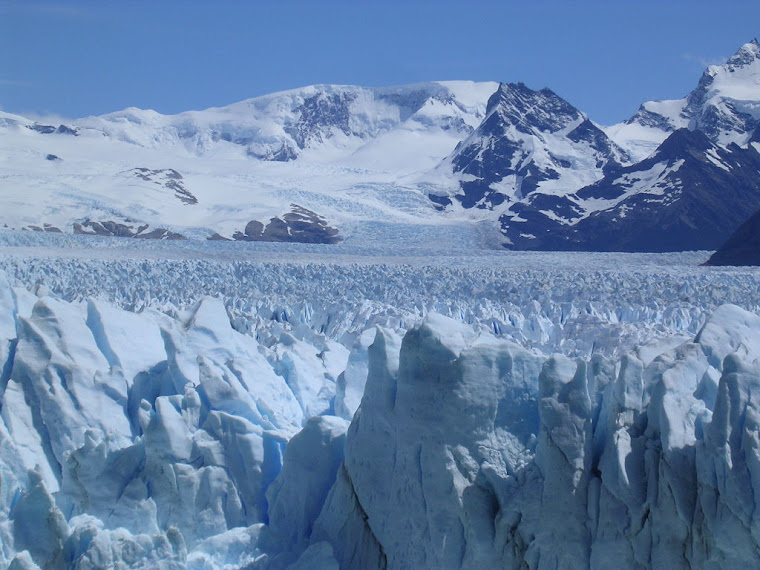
1, 1, 758, 125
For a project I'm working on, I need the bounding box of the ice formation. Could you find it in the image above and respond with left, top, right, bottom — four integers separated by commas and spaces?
0, 270, 311, 567
300, 306, 760, 569
1, 243, 760, 567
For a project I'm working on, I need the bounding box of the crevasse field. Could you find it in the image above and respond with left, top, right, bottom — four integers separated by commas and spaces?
2, 229, 760, 569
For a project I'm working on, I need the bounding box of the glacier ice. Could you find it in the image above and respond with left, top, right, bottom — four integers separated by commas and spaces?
305, 307, 760, 568
1, 245, 760, 567
0, 271, 307, 568
262, 415, 349, 568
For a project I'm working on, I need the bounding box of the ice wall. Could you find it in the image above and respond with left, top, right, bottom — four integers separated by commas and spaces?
3, 264, 760, 568
0, 270, 342, 568
301, 307, 760, 569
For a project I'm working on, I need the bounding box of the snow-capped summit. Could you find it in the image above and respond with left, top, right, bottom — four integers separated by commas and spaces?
685, 38, 760, 145
76, 82, 496, 163
608, 39, 760, 160
438, 82, 626, 211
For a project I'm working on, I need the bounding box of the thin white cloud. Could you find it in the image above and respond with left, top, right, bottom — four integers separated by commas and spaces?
19, 110, 77, 124
682, 53, 726, 69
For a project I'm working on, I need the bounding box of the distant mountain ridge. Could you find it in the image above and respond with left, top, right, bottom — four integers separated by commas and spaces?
1, 41, 760, 251
0, 81, 498, 243
435, 39, 760, 252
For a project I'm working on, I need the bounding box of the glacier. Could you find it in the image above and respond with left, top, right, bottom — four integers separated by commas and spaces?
2, 235, 760, 567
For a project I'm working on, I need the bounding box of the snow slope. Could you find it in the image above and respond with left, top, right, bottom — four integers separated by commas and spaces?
0, 82, 497, 243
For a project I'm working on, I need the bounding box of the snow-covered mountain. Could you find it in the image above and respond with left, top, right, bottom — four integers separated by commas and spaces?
608, 38, 760, 159
460, 39, 760, 252
0, 82, 497, 244
508, 128, 760, 251
2, 41, 760, 252
433, 82, 627, 210
78, 82, 495, 162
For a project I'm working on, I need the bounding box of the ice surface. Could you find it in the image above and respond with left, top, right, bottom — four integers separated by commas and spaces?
1, 238, 760, 567
334, 328, 376, 420
304, 304, 760, 569
2, 231, 756, 361
263, 415, 349, 567
0, 262, 313, 567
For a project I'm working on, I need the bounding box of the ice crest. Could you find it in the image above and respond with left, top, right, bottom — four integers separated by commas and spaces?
2, 257, 760, 566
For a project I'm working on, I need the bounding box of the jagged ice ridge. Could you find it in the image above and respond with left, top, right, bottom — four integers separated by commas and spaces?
1, 239, 760, 567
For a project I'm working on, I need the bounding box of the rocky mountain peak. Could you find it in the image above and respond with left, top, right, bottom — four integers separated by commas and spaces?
691, 42, 757, 100
726, 38, 760, 67
485, 82, 584, 135
445, 82, 624, 215
613, 40, 760, 157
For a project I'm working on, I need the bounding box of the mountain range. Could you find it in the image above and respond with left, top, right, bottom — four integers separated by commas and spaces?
1, 40, 759, 252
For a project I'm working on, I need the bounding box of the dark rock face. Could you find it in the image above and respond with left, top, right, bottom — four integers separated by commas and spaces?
505, 129, 760, 251
28, 124, 56, 134
246, 144, 298, 162
285, 92, 357, 150
446, 82, 625, 211
751, 125, 760, 145
133, 228, 186, 240
24, 223, 62, 233
428, 194, 452, 211
706, 207, 760, 266
73, 220, 185, 240
625, 105, 678, 132
230, 205, 341, 244
128, 168, 198, 205
28, 123, 78, 136
207, 233, 232, 241
55, 125, 78, 136
45, 154, 61, 161
74, 221, 136, 237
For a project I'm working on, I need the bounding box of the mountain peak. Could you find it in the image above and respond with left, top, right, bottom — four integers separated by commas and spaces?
484, 82, 583, 129
612, 39, 760, 156
722, 39, 760, 70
